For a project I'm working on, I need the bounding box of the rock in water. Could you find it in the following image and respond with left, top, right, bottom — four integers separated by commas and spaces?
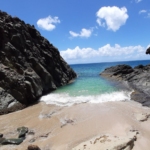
100, 60, 150, 107
0, 10, 77, 114
1, 138, 23, 145
17, 127, 28, 138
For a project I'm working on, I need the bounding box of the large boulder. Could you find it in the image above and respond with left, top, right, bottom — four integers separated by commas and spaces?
0, 10, 77, 114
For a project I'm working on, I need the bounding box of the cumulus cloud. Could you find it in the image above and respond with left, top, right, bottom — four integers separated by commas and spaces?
96, 6, 129, 32
139, 10, 147, 14
60, 44, 145, 60
69, 28, 92, 38
37, 16, 60, 31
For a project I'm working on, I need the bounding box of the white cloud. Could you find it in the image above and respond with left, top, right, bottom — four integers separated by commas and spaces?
69, 31, 79, 37
69, 28, 92, 38
60, 44, 145, 60
135, 0, 142, 3
37, 16, 60, 31
96, 18, 105, 27
96, 6, 129, 32
139, 10, 147, 14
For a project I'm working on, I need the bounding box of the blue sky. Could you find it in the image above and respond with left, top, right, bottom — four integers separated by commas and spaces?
1, 0, 150, 64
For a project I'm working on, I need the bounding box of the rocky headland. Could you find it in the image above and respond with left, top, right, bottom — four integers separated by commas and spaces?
0, 10, 77, 114
100, 48, 150, 107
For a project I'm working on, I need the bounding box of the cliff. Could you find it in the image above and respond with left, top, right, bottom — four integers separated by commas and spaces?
0, 11, 77, 114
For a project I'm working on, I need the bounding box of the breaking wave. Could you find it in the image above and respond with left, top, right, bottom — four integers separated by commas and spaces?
40, 90, 132, 106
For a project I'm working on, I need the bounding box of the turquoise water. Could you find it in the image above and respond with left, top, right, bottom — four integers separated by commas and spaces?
40, 60, 150, 106
52, 63, 119, 97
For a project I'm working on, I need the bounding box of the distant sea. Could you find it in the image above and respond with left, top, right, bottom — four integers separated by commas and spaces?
40, 60, 150, 106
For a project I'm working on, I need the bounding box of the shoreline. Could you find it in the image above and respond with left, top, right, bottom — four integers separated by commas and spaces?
100, 70, 150, 108
1, 100, 150, 150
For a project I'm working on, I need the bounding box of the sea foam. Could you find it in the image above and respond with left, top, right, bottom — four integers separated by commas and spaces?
40, 90, 132, 106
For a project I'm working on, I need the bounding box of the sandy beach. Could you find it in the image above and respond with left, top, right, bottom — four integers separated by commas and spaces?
1, 100, 150, 150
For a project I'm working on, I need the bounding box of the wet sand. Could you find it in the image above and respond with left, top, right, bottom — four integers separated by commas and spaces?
1, 100, 150, 150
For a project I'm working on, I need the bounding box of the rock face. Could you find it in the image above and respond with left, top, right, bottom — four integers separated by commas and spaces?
100, 53, 150, 107
0, 10, 77, 114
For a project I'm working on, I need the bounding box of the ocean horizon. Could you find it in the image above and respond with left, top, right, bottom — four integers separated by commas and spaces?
68, 59, 150, 65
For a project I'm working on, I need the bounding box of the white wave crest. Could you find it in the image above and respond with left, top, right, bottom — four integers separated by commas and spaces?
39, 90, 132, 106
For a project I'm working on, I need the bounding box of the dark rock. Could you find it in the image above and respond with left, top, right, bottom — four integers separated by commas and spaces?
100, 62, 150, 107
0, 134, 3, 138
134, 64, 144, 70
1, 138, 23, 145
17, 127, 28, 138
0, 138, 5, 143
146, 47, 150, 54
27, 145, 41, 150
100, 65, 133, 77
0, 10, 77, 114
29, 138, 36, 143
28, 131, 35, 135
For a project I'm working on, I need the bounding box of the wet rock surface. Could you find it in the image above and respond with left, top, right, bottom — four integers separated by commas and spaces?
0, 138, 5, 144
17, 127, 28, 138
1, 138, 23, 145
100, 53, 150, 107
0, 10, 77, 114
0, 126, 29, 146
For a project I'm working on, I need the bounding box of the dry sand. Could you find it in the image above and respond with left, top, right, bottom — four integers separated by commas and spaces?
0, 100, 150, 150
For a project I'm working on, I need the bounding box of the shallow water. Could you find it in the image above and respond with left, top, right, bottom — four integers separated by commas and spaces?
40, 60, 150, 106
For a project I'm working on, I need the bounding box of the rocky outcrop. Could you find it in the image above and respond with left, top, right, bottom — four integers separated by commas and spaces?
100, 49, 150, 107
0, 10, 77, 114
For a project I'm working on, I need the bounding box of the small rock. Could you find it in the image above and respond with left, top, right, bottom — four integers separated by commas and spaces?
0, 133, 3, 138
134, 113, 150, 122
1, 138, 23, 145
0, 138, 5, 144
17, 127, 28, 138
66, 119, 74, 124
29, 138, 36, 143
39, 132, 50, 138
28, 145, 41, 150
28, 131, 35, 135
